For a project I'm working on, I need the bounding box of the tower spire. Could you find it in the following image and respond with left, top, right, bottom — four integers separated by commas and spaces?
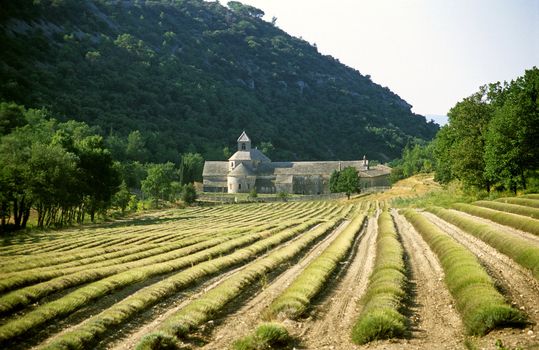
237, 131, 251, 151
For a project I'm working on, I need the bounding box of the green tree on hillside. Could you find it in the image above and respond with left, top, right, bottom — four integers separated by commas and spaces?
259, 141, 275, 158
227, 1, 265, 18
0, 102, 27, 135
126, 130, 149, 163
0, 0, 438, 163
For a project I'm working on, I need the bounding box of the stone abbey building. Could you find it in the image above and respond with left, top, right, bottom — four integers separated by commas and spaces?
202, 132, 391, 194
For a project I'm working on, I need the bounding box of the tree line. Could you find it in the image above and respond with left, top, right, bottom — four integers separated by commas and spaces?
391, 67, 538, 194
0, 102, 203, 232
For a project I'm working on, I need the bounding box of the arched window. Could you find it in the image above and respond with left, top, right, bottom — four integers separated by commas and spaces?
230, 161, 234, 168
239, 183, 242, 190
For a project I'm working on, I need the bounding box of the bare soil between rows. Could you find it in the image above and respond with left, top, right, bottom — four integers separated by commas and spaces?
423, 211, 539, 349
34, 222, 312, 349
195, 220, 354, 350
296, 212, 377, 349
104, 221, 350, 350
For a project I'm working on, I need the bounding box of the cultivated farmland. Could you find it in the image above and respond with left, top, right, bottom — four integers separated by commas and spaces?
1, 184, 539, 350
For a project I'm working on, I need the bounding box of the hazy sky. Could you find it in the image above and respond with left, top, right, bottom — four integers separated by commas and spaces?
220, 0, 538, 117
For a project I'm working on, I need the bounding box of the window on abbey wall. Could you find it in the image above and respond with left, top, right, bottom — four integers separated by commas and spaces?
239, 183, 242, 190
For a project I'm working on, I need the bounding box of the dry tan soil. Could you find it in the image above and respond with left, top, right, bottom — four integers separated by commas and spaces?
107, 221, 352, 350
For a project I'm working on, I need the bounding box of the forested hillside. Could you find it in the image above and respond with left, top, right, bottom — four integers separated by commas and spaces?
0, 0, 438, 162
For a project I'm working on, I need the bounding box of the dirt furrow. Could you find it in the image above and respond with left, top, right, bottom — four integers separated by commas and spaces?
297, 213, 377, 349
379, 209, 465, 350
449, 208, 539, 245
39, 223, 318, 350
423, 211, 539, 349
37, 253, 254, 350
197, 220, 351, 350
108, 221, 351, 350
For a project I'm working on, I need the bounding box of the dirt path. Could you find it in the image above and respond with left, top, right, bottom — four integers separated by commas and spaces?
297, 212, 378, 350
449, 208, 539, 246
363, 209, 464, 350
108, 221, 351, 350
423, 211, 539, 349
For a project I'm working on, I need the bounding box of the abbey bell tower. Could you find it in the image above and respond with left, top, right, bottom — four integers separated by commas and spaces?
237, 131, 251, 151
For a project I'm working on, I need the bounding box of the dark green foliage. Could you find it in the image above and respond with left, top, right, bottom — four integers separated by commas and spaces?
125, 130, 150, 163
434, 87, 494, 191
76, 134, 121, 221
114, 161, 147, 189
433, 67, 538, 193
432, 125, 455, 184
181, 183, 197, 205
0, 0, 437, 163
0, 105, 121, 229
329, 170, 340, 193
0, 102, 27, 135
329, 166, 360, 199
484, 68, 539, 193
113, 181, 132, 214
259, 141, 274, 158
179, 153, 204, 185
141, 162, 178, 207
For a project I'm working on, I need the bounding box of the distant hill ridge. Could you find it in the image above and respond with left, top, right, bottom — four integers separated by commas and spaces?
0, 0, 438, 162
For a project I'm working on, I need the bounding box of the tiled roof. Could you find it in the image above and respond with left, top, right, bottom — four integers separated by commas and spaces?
229, 163, 254, 176
203, 160, 391, 178
359, 164, 392, 178
202, 161, 228, 176
229, 149, 271, 162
